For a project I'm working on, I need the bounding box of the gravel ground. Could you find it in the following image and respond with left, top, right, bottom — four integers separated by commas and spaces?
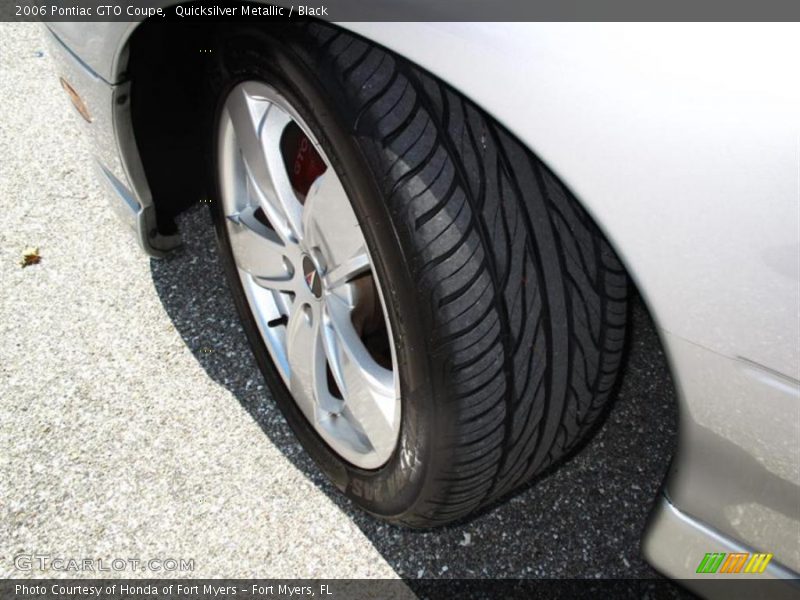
1, 23, 680, 582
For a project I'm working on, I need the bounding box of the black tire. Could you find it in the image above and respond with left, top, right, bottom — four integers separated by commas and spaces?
208, 23, 627, 527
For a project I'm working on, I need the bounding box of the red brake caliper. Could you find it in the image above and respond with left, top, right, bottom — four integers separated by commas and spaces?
284, 126, 327, 200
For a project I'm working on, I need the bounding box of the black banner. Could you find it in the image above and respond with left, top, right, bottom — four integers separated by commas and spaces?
3, 0, 800, 22
5, 579, 800, 600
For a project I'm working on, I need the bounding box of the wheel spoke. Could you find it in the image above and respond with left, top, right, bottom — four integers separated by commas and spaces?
226, 84, 303, 243
227, 206, 296, 290
285, 303, 328, 421
303, 171, 368, 283
324, 294, 396, 453
325, 250, 371, 290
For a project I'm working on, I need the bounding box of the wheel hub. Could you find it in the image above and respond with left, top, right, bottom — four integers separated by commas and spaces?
302, 255, 323, 299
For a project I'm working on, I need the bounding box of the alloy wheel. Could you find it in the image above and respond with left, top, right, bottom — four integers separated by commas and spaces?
217, 81, 400, 469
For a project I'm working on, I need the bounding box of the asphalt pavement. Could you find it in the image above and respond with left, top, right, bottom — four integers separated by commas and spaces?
1, 23, 681, 584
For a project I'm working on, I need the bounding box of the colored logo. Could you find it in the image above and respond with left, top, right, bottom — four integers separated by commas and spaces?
302, 256, 322, 298
696, 552, 773, 574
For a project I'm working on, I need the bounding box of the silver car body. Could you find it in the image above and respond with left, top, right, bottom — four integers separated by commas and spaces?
45, 18, 800, 590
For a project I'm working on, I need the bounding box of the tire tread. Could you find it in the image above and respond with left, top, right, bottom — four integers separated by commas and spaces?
301, 24, 627, 525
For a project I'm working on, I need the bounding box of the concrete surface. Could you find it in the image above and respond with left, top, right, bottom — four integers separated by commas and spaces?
1, 23, 680, 582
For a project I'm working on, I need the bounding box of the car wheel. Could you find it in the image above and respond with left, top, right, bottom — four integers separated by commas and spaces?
208, 23, 628, 526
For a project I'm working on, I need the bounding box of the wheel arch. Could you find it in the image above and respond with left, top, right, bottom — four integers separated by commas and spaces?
122, 20, 646, 285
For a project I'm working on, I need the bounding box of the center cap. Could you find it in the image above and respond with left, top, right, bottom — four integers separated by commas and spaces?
302, 255, 323, 298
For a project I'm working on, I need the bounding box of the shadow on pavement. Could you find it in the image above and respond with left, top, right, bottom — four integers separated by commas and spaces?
150, 205, 682, 581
